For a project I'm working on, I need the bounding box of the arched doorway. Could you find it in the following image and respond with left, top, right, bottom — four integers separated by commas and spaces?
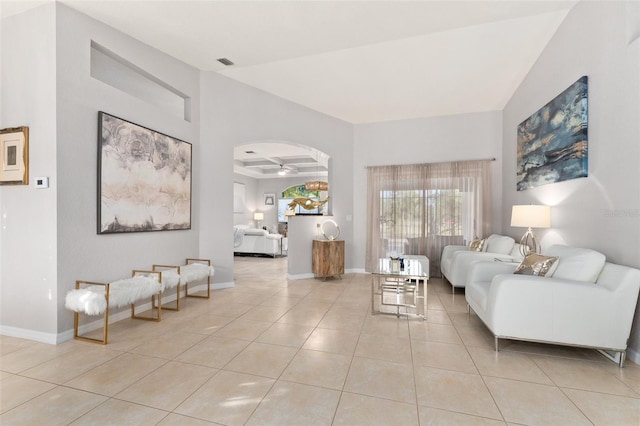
233, 141, 330, 262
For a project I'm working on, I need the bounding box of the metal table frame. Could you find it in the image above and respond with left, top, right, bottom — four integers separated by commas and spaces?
371, 258, 428, 319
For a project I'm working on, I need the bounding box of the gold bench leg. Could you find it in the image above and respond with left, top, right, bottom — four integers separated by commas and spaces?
153, 284, 181, 311
131, 293, 162, 321
73, 280, 109, 345
185, 277, 211, 299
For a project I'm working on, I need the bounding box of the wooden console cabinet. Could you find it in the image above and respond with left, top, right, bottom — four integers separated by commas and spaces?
312, 239, 345, 279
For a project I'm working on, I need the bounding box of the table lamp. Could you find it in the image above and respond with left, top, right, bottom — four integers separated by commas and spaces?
511, 205, 551, 256
253, 212, 264, 228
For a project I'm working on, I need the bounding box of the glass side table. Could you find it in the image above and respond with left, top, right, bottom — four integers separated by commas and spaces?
371, 257, 429, 319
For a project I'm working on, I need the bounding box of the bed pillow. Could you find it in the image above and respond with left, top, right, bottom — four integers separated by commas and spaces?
514, 253, 558, 277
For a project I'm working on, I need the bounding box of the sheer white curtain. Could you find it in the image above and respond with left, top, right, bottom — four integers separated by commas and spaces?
365, 160, 493, 276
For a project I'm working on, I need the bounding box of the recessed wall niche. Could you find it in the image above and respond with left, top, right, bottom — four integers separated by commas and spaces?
90, 41, 191, 121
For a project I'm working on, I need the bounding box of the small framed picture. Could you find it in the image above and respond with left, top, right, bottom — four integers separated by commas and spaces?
0, 126, 29, 185
264, 193, 275, 205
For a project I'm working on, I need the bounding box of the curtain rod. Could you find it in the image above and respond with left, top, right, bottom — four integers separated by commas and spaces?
364, 157, 496, 169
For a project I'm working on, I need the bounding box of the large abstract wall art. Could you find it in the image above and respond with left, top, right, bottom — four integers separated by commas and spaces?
517, 76, 588, 191
98, 112, 192, 234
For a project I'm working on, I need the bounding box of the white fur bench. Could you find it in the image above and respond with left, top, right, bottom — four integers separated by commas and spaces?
152, 258, 215, 311
65, 270, 163, 344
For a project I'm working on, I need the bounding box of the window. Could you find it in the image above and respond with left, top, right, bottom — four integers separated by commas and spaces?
366, 160, 492, 275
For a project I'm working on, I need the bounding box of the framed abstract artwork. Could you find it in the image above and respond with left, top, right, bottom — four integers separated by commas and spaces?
0, 126, 29, 185
97, 112, 192, 234
264, 193, 275, 205
517, 76, 588, 191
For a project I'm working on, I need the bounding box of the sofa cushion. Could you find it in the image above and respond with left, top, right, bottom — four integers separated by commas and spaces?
545, 245, 606, 283
469, 238, 485, 252
514, 253, 558, 277
483, 234, 515, 255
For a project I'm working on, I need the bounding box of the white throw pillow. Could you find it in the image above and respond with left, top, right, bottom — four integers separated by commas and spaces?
545, 245, 606, 283
483, 234, 515, 255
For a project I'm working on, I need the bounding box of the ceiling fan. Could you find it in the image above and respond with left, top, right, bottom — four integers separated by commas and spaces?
277, 164, 289, 176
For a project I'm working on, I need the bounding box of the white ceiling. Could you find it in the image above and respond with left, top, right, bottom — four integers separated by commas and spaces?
1, 0, 577, 177
2, 0, 576, 124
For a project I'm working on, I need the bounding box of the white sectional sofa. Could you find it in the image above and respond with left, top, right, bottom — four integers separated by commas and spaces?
234, 226, 283, 257
440, 234, 526, 290
465, 245, 640, 366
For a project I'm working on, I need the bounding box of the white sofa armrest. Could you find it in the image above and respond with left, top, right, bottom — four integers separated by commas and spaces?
441, 245, 469, 257
466, 261, 518, 284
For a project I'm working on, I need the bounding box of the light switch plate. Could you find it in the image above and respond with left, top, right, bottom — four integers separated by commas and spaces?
35, 177, 49, 188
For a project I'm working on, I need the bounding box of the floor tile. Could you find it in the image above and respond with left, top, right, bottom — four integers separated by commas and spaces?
115, 361, 217, 411
128, 330, 208, 359
174, 335, 250, 368
65, 352, 167, 396
354, 333, 412, 364
360, 315, 410, 339
239, 305, 290, 322
71, 398, 168, 425
532, 355, 637, 396
0, 375, 56, 414
408, 321, 463, 345
255, 322, 315, 348
414, 366, 502, 420
411, 340, 477, 374
302, 328, 359, 356
280, 349, 351, 389
245, 380, 340, 426
175, 370, 274, 425
563, 387, 640, 426
418, 406, 506, 425
156, 413, 217, 425
214, 318, 273, 341
0, 341, 76, 373
484, 376, 591, 425
467, 345, 553, 385
344, 356, 416, 403
20, 344, 122, 384
333, 392, 419, 425
0, 386, 107, 425
224, 342, 298, 378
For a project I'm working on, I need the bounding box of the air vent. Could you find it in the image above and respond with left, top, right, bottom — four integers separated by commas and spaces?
217, 58, 234, 66
245, 150, 256, 154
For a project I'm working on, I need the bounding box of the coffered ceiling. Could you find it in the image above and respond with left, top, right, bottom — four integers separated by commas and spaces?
234, 142, 329, 180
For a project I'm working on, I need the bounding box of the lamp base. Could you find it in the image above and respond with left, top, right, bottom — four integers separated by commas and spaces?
519, 228, 539, 257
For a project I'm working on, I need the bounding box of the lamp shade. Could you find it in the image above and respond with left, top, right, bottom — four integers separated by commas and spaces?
253, 212, 264, 221
511, 205, 550, 228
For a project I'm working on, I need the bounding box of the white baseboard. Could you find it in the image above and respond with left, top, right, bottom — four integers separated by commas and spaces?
287, 273, 315, 280
1, 280, 236, 345
0, 325, 60, 345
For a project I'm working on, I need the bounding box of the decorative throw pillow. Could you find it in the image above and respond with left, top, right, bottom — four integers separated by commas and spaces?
469, 238, 485, 252
514, 253, 559, 277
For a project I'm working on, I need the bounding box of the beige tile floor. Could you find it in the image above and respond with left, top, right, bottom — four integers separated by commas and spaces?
2, 256, 640, 425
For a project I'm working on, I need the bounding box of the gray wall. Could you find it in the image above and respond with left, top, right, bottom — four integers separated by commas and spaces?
0, 3, 202, 340
501, 1, 640, 360
0, 4, 58, 339
352, 111, 504, 272
199, 72, 353, 285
